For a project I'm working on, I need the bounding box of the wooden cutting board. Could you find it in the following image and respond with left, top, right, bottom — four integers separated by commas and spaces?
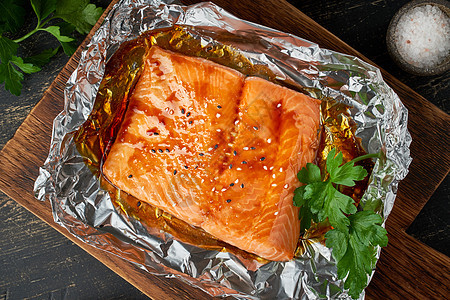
0, 0, 448, 299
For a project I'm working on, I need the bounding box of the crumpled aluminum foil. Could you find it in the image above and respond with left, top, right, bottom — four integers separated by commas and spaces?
34, 0, 412, 299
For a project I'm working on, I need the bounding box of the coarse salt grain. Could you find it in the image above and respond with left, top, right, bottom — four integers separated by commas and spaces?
394, 5, 450, 68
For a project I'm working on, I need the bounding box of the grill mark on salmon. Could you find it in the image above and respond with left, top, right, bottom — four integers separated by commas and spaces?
102, 46, 321, 261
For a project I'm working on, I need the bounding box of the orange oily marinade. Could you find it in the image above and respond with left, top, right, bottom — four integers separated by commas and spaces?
102, 46, 321, 261
75, 27, 372, 262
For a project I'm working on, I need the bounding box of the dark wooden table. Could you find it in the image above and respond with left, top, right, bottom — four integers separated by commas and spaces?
0, 0, 448, 299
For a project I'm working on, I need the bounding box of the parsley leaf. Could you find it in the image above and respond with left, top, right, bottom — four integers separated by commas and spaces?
0, 60, 24, 96
295, 148, 363, 232
0, 56, 40, 95
30, 0, 57, 23
0, 0, 104, 96
294, 184, 319, 230
60, 41, 78, 56
10, 56, 41, 73
56, 22, 78, 56
325, 211, 387, 299
327, 149, 368, 186
294, 148, 386, 299
349, 210, 388, 248
323, 228, 347, 260
319, 184, 356, 231
0, 36, 19, 62
297, 162, 322, 183
0, 0, 26, 33
299, 200, 317, 232
54, 0, 103, 34
23, 47, 59, 67
40, 26, 74, 43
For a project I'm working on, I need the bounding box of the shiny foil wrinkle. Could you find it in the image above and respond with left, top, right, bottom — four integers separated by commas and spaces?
34, 0, 412, 299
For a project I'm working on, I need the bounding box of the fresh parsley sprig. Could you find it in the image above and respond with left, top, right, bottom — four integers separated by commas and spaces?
294, 148, 387, 299
0, 0, 103, 95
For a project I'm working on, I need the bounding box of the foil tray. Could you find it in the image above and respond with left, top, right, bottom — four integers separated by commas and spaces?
34, 0, 412, 299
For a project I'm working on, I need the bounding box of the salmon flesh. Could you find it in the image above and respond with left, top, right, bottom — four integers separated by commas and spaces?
102, 46, 321, 261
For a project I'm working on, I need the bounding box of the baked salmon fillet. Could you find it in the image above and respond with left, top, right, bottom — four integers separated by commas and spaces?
102, 46, 321, 261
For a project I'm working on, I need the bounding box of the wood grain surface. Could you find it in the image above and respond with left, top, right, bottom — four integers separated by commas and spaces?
0, 0, 448, 299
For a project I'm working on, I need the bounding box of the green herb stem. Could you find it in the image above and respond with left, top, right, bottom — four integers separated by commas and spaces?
13, 27, 39, 43
40, 17, 57, 28
13, 15, 57, 43
349, 151, 381, 164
